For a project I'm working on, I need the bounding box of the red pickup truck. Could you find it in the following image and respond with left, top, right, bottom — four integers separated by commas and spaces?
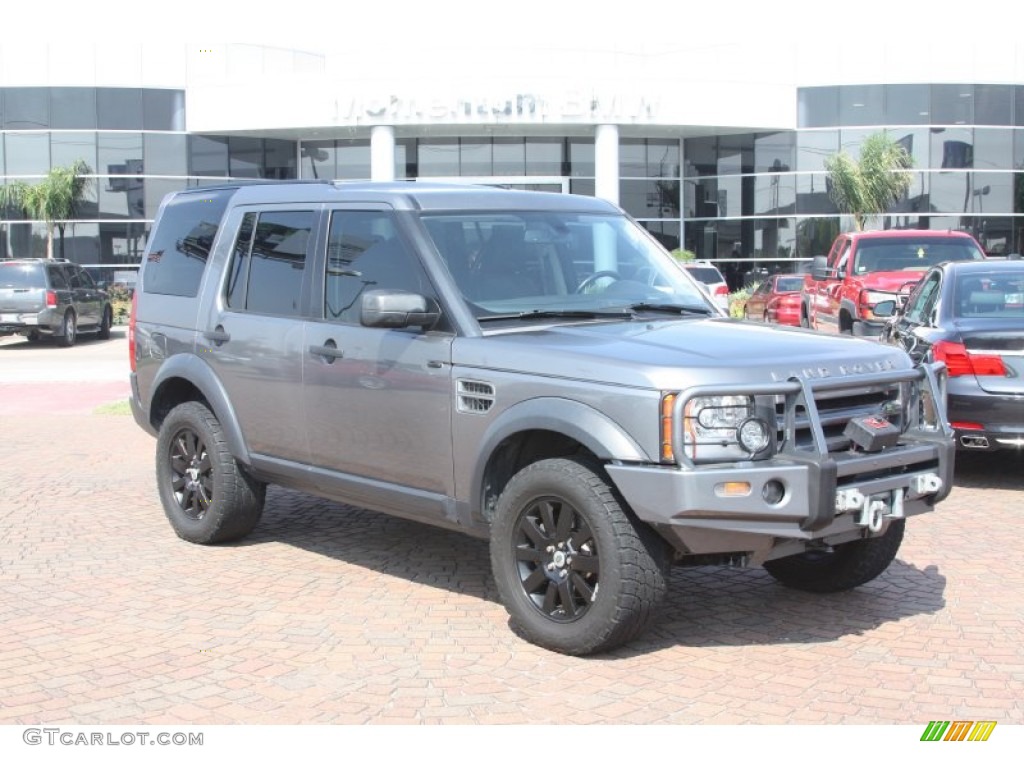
800, 229, 987, 336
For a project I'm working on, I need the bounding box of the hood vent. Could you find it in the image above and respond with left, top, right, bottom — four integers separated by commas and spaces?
457, 379, 495, 414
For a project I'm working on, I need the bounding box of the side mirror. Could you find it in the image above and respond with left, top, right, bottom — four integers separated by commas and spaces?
873, 299, 897, 318
811, 255, 832, 281
361, 290, 440, 330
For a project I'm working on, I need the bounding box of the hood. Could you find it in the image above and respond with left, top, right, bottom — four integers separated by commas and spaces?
454, 317, 912, 389
855, 270, 928, 292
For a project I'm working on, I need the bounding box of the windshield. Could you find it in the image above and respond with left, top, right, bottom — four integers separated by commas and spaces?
420, 212, 712, 320
853, 237, 985, 274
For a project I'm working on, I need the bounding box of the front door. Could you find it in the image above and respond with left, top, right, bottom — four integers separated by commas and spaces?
302, 207, 455, 517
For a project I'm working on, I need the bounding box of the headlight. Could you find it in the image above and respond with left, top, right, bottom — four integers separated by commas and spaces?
686, 395, 753, 439
662, 393, 776, 464
683, 395, 774, 461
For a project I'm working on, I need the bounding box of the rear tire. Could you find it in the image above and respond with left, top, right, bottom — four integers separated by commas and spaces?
56, 311, 76, 347
155, 401, 265, 544
763, 519, 905, 593
490, 457, 669, 655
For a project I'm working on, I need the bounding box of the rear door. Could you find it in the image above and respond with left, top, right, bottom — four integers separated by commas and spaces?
67, 265, 102, 326
198, 206, 317, 464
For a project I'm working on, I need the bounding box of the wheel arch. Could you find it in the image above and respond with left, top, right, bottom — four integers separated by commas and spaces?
148, 355, 251, 464
468, 398, 649, 525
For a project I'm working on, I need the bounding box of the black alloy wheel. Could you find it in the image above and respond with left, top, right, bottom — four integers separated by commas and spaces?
490, 457, 669, 655
512, 496, 601, 622
168, 426, 214, 520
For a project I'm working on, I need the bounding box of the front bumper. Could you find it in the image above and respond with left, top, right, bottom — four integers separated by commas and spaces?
608, 435, 952, 561
608, 363, 954, 562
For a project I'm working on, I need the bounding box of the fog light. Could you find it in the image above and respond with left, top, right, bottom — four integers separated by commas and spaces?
762, 480, 785, 505
737, 417, 770, 453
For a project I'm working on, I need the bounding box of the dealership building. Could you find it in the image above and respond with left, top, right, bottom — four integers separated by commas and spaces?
1, 41, 1023, 273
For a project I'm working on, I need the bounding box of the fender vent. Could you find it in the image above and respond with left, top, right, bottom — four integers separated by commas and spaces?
457, 379, 495, 414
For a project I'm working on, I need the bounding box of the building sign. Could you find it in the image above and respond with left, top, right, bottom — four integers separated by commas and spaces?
335, 91, 660, 125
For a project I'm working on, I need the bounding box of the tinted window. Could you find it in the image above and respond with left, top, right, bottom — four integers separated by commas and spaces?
5, 133, 50, 175
65, 266, 84, 289
4, 88, 48, 129
243, 211, 313, 317
0, 263, 43, 288
47, 265, 69, 289
50, 87, 97, 129
325, 211, 429, 324
97, 88, 142, 130
775, 276, 804, 292
225, 213, 256, 309
685, 266, 724, 284
190, 136, 229, 177
905, 272, 941, 324
143, 89, 185, 131
142, 188, 235, 297
955, 268, 1024, 318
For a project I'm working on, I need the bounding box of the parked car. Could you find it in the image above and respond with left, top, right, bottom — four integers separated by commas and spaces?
682, 261, 730, 311
877, 259, 1024, 451
129, 181, 953, 655
743, 274, 805, 326
801, 229, 986, 337
0, 259, 113, 346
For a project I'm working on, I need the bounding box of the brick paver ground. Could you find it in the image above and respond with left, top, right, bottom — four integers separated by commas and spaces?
1, 393, 1022, 725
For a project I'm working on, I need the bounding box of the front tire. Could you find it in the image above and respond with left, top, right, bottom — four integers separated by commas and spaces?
490, 457, 669, 655
763, 519, 905, 593
97, 306, 112, 340
155, 401, 265, 544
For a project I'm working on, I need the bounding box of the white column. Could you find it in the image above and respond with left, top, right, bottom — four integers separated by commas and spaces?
370, 125, 395, 182
594, 124, 620, 206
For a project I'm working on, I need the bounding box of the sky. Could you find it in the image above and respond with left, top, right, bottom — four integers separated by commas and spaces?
14, 0, 1022, 59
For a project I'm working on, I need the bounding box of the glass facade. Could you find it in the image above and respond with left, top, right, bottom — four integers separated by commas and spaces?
687, 84, 1024, 280
4, 82, 1022, 275
1, 87, 297, 265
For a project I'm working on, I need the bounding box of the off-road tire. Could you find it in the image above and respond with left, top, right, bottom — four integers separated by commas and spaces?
490, 457, 669, 655
763, 519, 905, 593
155, 401, 265, 544
56, 310, 76, 347
97, 306, 112, 340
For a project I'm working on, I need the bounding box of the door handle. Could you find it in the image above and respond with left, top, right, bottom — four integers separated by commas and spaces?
309, 341, 343, 362
203, 327, 230, 345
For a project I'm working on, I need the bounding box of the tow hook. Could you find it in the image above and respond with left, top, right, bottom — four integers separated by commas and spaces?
837, 488, 905, 532
910, 473, 943, 497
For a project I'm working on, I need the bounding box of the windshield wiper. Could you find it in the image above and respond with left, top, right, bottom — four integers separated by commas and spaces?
477, 309, 634, 322
628, 302, 714, 316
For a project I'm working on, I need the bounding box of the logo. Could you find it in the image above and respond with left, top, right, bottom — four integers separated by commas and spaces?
920, 720, 997, 742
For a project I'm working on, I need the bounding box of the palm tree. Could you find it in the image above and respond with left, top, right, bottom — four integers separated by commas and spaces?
0, 160, 93, 259
824, 132, 913, 231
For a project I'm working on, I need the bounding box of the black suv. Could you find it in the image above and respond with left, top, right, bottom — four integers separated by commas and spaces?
0, 259, 113, 346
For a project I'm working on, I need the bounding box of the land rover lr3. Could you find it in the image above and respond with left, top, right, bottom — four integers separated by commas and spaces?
129, 181, 954, 655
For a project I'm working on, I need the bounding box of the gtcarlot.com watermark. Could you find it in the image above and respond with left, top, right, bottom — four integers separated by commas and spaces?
23, 728, 203, 747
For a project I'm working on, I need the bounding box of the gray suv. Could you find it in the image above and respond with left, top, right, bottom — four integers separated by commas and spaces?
129, 181, 955, 655
0, 258, 113, 346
